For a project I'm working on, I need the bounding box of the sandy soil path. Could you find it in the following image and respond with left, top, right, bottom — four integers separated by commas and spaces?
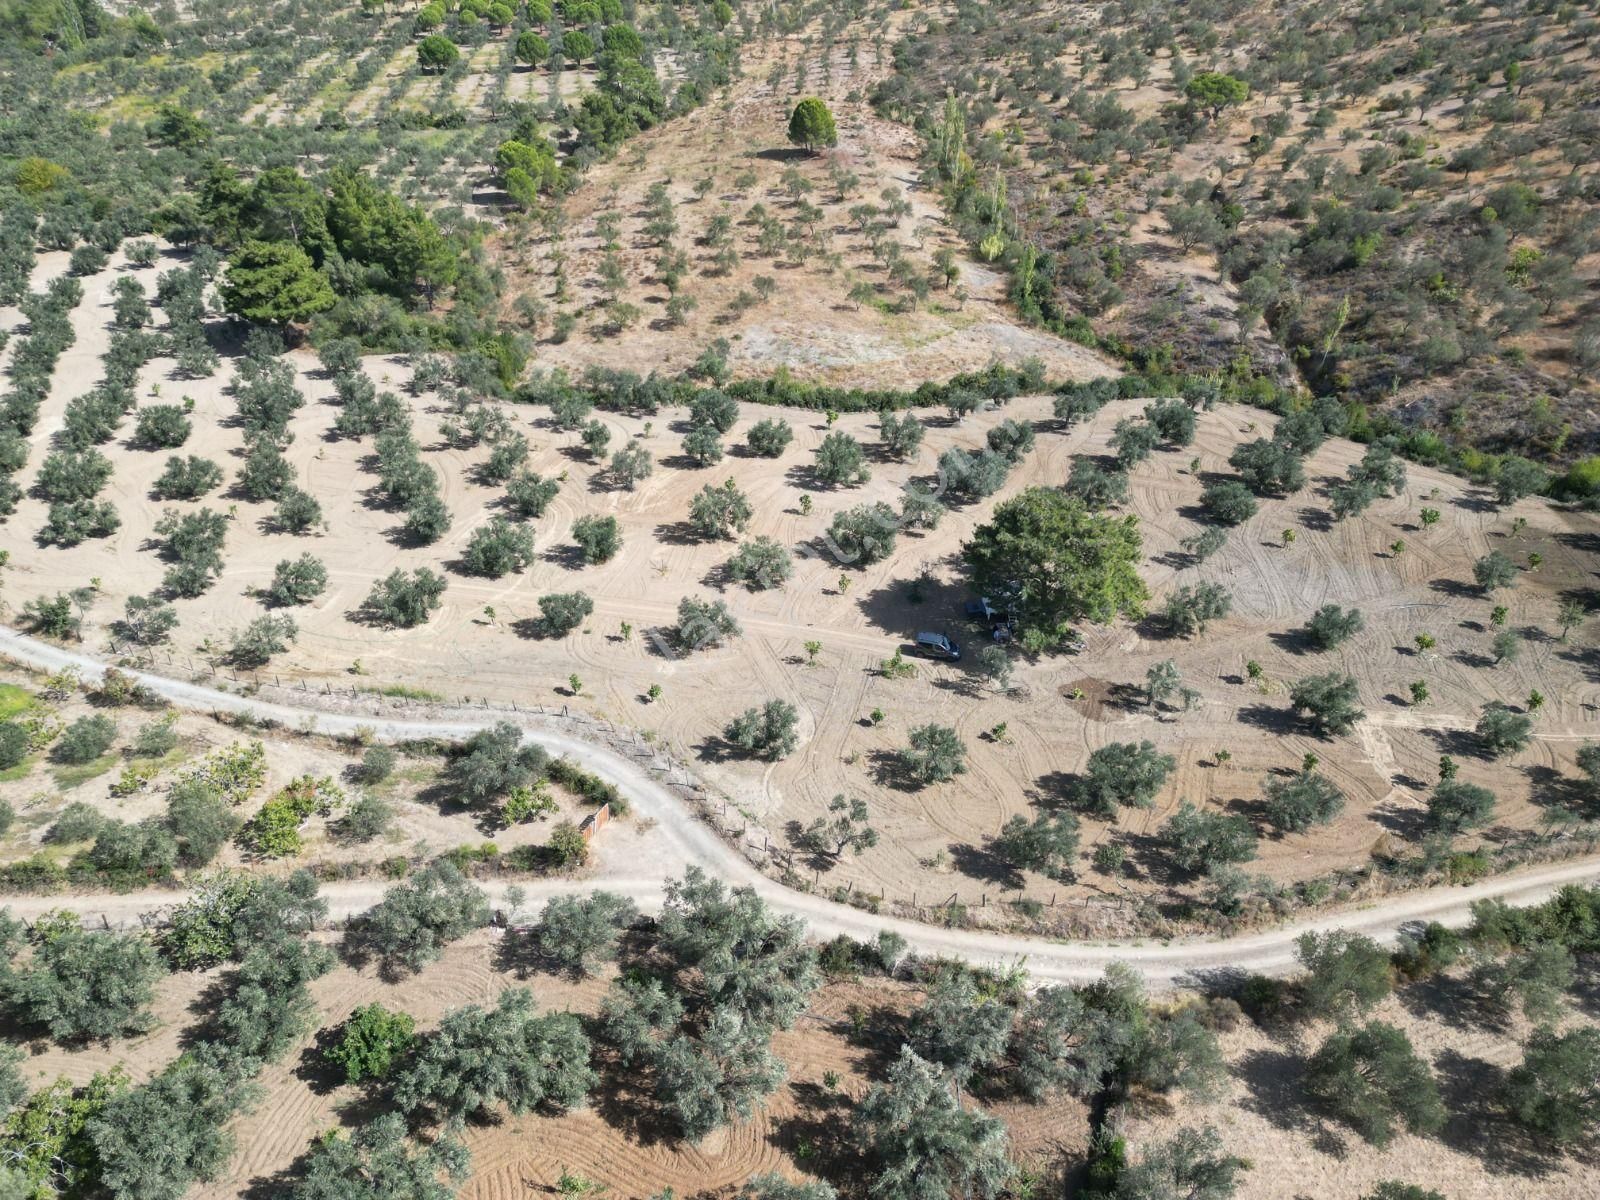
5, 626, 1598, 988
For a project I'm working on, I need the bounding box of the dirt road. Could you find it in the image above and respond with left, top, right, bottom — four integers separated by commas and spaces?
5, 626, 1597, 988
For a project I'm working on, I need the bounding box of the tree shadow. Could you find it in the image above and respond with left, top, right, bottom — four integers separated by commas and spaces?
542, 543, 590, 571
1369, 797, 1428, 840
1028, 770, 1081, 813
1451, 492, 1499, 515
1429, 577, 1481, 600
295, 1026, 350, 1097
767, 1087, 863, 1195
1420, 725, 1482, 759
1233, 1047, 1321, 1134
651, 520, 709, 546
1524, 763, 1594, 820
950, 841, 1023, 889
1235, 702, 1299, 735
1267, 627, 1315, 655
1394, 969, 1502, 1033
1433, 1048, 1557, 1177
1296, 506, 1333, 534
867, 748, 920, 791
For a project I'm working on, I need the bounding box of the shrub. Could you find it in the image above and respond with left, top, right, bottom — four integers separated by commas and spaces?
1304, 604, 1364, 650
724, 700, 800, 760
727, 537, 793, 589
1071, 741, 1175, 817
238, 775, 343, 858
47, 801, 108, 843
1289, 673, 1364, 736
353, 746, 397, 785
267, 554, 328, 607
166, 779, 240, 866
537, 591, 594, 635
899, 724, 965, 784
51, 714, 115, 764
0, 722, 28, 769
1201, 479, 1258, 525
571, 514, 621, 563
325, 1004, 417, 1085
364, 568, 447, 627
464, 518, 536, 577
746, 418, 793, 457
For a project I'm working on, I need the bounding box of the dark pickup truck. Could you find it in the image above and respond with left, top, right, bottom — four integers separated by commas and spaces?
965, 597, 1010, 623
914, 631, 961, 661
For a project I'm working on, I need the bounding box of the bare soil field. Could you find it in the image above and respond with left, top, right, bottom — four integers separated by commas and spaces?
3, 242, 1597, 922
489, 29, 1118, 389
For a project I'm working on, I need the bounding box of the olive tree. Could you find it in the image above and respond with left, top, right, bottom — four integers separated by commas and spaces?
1164, 582, 1232, 637
828, 502, 898, 565
445, 722, 549, 806
1160, 802, 1258, 874
909, 971, 1012, 1086
1473, 550, 1518, 593
1505, 1026, 1600, 1145
1262, 770, 1345, 833
363, 568, 446, 628
536, 591, 593, 636
899, 724, 966, 785
286, 1111, 466, 1199
992, 811, 1081, 880
689, 479, 753, 539
1476, 702, 1531, 758
813, 431, 869, 486
350, 862, 490, 977
855, 1048, 1010, 1200
1304, 604, 1364, 650
674, 596, 741, 650
746, 418, 793, 457
6, 913, 166, 1043
1426, 779, 1497, 836
529, 892, 638, 977
727, 537, 792, 589
1070, 741, 1176, 818
1306, 1021, 1444, 1146
1115, 1126, 1248, 1200
654, 1006, 787, 1142
571, 514, 621, 563
1296, 930, 1393, 1019
463, 518, 536, 577
1288, 673, 1364, 736
393, 987, 595, 1121
725, 700, 801, 760
86, 1047, 258, 1200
